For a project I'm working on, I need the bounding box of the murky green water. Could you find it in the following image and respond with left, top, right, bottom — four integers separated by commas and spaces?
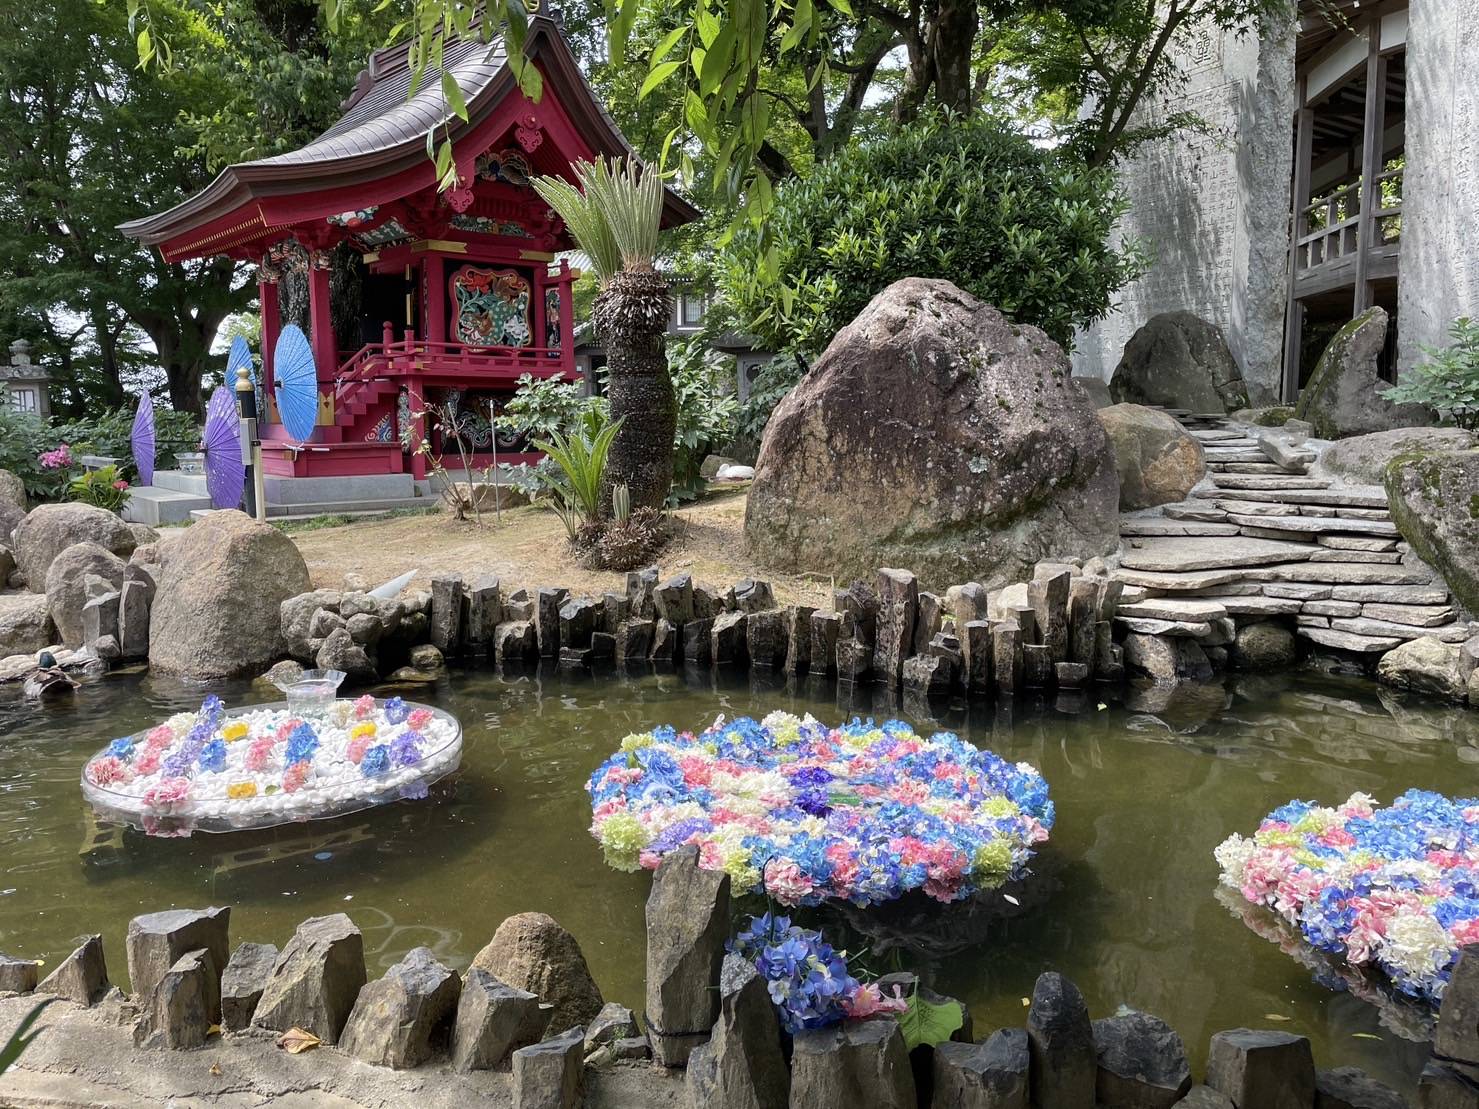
3, 663, 1476, 1093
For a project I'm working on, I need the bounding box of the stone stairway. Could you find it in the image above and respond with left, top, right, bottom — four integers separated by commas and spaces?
1113, 412, 1473, 656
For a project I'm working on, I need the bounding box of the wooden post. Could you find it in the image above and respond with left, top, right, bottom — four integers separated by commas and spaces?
258, 270, 282, 406
307, 256, 336, 390
1353, 22, 1386, 314
424, 257, 446, 344
1283, 79, 1314, 403
558, 259, 576, 378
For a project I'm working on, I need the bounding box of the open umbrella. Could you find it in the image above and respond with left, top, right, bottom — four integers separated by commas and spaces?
130, 391, 156, 487
273, 324, 318, 442
227, 335, 255, 389
203, 385, 244, 510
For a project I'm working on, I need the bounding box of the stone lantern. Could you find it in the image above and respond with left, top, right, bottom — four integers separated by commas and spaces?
1, 340, 51, 419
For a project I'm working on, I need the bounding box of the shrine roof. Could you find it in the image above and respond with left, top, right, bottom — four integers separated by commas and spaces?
119, 14, 699, 259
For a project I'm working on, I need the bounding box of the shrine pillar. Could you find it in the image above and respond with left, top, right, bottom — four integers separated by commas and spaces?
257, 263, 282, 403
307, 249, 336, 386
557, 260, 576, 372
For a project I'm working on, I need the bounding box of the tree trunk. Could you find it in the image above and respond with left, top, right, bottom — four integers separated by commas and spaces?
592, 269, 674, 511
894, 0, 978, 123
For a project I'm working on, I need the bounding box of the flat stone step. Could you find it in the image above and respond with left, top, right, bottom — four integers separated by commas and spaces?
1251, 562, 1436, 586
1362, 602, 1458, 627
1195, 486, 1389, 508
1117, 598, 1229, 622
1330, 617, 1470, 643
1213, 595, 1304, 616
1114, 567, 1248, 592
1163, 503, 1229, 522
1227, 514, 1399, 537
1264, 583, 1332, 600
1203, 449, 1275, 463
1209, 475, 1333, 490
1307, 550, 1402, 564
1121, 520, 1241, 537
1328, 506, 1393, 520
1330, 584, 1452, 604
1116, 616, 1215, 638
1207, 462, 1297, 474
1298, 627, 1405, 653
1318, 535, 1398, 551
1190, 430, 1254, 442
1217, 499, 1302, 517
1235, 524, 1320, 542
1305, 600, 1362, 617
1119, 537, 1317, 572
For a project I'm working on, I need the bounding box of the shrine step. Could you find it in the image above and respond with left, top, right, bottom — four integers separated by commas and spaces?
188, 495, 433, 522
123, 485, 214, 526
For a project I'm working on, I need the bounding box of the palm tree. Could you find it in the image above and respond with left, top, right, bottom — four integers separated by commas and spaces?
534, 157, 674, 511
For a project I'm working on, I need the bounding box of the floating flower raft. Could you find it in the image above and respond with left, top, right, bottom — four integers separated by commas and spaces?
81, 694, 461, 834
586, 712, 1053, 906
1216, 789, 1479, 1004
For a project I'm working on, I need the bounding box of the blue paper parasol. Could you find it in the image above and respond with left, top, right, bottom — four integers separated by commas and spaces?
203, 386, 244, 510
227, 335, 255, 389
273, 324, 319, 442
130, 391, 156, 487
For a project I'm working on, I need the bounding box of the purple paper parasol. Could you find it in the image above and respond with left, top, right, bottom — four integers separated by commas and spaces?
273, 324, 319, 442
203, 386, 244, 510
130, 391, 155, 487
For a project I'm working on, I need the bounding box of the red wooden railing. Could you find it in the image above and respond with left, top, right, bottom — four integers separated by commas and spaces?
335, 322, 567, 398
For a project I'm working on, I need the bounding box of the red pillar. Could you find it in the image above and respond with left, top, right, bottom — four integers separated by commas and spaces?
424, 257, 446, 344
558, 260, 576, 378
258, 270, 282, 408
307, 252, 336, 389
533, 265, 547, 354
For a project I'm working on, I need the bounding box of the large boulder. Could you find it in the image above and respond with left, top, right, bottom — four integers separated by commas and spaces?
1376, 636, 1475, 702
1109, 311, 1249, 413
1295, 308, 1424, 439
149, 510, 311, 679
45, 543, 125, 646
14, 502, 135, 592
745, 278, 1118, 590
1097, 404, 1206, 509
469, 913, 603, 1035
0, 469, 26, 512
0, 593, 55, 657
1322, 427, 1477, 485
1385, 448, 1479, 614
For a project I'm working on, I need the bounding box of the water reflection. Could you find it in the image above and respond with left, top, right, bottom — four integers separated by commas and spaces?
2, 663, 1475, 1094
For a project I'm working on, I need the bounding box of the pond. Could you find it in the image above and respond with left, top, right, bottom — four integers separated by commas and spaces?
3, 662, 1476, 1094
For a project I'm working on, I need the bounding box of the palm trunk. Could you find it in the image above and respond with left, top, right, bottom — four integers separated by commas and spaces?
593, 269, 674, 511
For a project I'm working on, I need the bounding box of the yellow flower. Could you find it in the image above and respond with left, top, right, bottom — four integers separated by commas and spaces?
972, 840, 1014, 887
221, 722, 250, 743
980, 797, 1019, 819
226, 781, 259, 799
619, 732, 654, 753
350, 721, 377, 740
597, 812, 648, 871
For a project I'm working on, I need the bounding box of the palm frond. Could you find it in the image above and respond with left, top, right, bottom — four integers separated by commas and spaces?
533, 414, 623, 523
532, 156, 663, 282
533, 173, 621, 282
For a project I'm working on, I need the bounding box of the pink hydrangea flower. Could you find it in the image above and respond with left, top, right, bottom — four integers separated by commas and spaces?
406, 708, 433, 730
282, 762, 309, 793
134, 748, 163, 775
353, 694, 376, 719
88, 756, 133, 786
763, 859, 815, 907
142, 777, 192, 810
245, 737, 276, 773
347, 735, 372, 765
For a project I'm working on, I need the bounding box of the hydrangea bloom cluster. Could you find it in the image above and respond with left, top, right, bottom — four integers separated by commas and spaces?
586, 712, 1054, 906
1216, 789, 1479, 1003
82, 694, 460, 830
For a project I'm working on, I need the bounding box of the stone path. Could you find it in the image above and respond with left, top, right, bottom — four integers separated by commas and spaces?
1114, 413, 1474, 655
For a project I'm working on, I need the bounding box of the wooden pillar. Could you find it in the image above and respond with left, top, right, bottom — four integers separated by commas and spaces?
1283, 81, 1314, 403
258, 268, 282, 406
558, 260, 576, 377
1353, 22, 1387, 314
307, 252, 336, 387
424, 257, 446, 344
532, 264, 548, 354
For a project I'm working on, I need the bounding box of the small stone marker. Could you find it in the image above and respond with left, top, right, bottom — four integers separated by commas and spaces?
220, 941, 278, 1032
37, 934, 109, 1006
512, 1026, 585, 1109
252, 913, 367, 1045
1204, 1028, 1315, 1109
340, 946, 461, 1069
1092, 1010, 1192, 1108
1026, 971, 1095, 1109
686, 953, 789, 1109
933, 1028, 1029, 1109
451, 968, 551, 1073
134, 949, 210, 1050
645, 845, 730, 1067
790, 1018, 916, 1109
0, 952, 40, 994
429, 575, 464, 652
126, 906, 231, 1024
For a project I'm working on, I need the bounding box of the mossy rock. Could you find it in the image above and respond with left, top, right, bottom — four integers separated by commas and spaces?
1295, 308, 1426, 439
1383, 447, 1479, 615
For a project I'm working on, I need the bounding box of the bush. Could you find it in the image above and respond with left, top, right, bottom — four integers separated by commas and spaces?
668, 337, 738, 502
1382, 317, 1479, 430
68, 465, 132, 513
717, 115, 1146, 356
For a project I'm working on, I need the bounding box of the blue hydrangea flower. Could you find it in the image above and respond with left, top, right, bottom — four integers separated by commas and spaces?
361, 745, 390, 776
107, 736, 135, 760
384, 697, 411, 725
197, 739, 227, 773
389, 731, 422, 768
285, 723, 319, 766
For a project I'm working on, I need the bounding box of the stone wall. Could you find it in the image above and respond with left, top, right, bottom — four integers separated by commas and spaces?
1396, 0, 1479, 371
1072, 15, 1297, 404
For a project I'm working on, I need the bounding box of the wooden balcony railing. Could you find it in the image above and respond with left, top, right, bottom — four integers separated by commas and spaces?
335, 323, 566, 398
1295, 166, 1403, 277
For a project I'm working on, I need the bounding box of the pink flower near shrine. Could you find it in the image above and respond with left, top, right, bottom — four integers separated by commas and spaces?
245, 737, 276, 773
146, 725, 173, 748
353, 694, 376, 719
38, 444, 73, 469
142, 777, 192, 810
113, 479, 129, 490
134, 748, 162, 775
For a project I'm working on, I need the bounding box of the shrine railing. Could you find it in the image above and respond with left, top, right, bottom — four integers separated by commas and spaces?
334, 325, 566, 398
1294, 167, 1403, 275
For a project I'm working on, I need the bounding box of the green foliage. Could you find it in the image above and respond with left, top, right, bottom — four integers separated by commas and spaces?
495, 373, 608, 443
68, 465, 133, 513
897, 991, 966, 1052
718, 115, 1146, 355
0, 998, 55, 1077
533, 157, 664, 283
533, 414, 624, 531
668, 338, 739, 502
1382, 318, 1479, 431
735, 354, 809, 450
0, 400, 199, 501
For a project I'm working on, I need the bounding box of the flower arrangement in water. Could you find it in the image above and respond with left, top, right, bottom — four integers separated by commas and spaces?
1216, 789, 1479, 1004
586, 712, 1053, 906
80, 693, 461, 832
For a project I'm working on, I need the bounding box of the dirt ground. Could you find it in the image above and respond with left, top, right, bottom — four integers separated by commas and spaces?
288, 486, 835, 607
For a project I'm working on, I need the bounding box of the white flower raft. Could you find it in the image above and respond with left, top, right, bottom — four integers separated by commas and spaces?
80, 694, 462, 835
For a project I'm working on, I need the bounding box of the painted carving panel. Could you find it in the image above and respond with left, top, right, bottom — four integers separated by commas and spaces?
449, 266, 532, 348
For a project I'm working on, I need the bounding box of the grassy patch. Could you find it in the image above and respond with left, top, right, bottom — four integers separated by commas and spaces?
272, 506, 439, 534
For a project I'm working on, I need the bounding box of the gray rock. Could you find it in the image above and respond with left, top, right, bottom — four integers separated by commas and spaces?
1377, 637, 1475, 702
685, 954, 789, 1109
790, 1018, 916, 1109
0, 952, 40, 994
126, 907, 230, 1024
1093, 1011, 1193, 1108
746, 608, 787, 669
654, 574, 694, 626
14, 502, 136, 592
649, 617, 680, 663
1296, 307, 1422, 438
1386, 448, 1479, 615
0, 593, 54, 658
613, 617, 653, 663
1026, 971, 1095, 1109
1437, 944, 1479, 1067
408, 643, 444, 669
0, 468, 26, 511
345, 612, 383, 646
463, 575, 501, 649
37, 934, 110, 1006
1123, 634, 1213, 683
835, 637, 873, 681
731, 579, 775, 613
449, 970, 556, 1070
495, 620, 536, 663
903, 652, 955, 696
627, 568, 658, 619
281, 590, 342, 662
1322, 428, 1476, 485
875, 568, 918, 686
808, 611, 841, 676
452, 967, 552, 1073
584, 1002, 638, 1054
1110, 311, 1249, 414
993, 620, 1022, 693
682, 619, 713, 665
430, 575, 464, 653
746, 279, 1119, 591
782, 605, 816, 672
1174, 1087, 1235, 1108
1415, 1059, 1479, 1109
1205, 1029, 1315, 1109
1099, 404, 1208, 509
933, 1029, 1029, 1109
535, 587, 568, 657
45, 543, 125, 647
340, 946, 461, 1069
1314, 1066, 1408, 1109
712, 611, 749, 666
149, 511, 310, 679
117, 579, 150, 659
134, 949, 211, 1050
469, 912, 603, 1036
694, 582, 728, 620
252, 913, 367, 1045
512, 1026, 585, 1109
1230, 622, 1297, 671
611, 1035, 650, 1060
1072, 375, 1113, 409
645, 845, 730, 1066
81, 590, 121, 650
316, 628, 377, 685
220, 941, 278, 1032
913, 591, 944, 654
559, 597, 598, 651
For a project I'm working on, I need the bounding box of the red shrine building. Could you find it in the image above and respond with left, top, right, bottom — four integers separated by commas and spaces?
120, 7, 696, 486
